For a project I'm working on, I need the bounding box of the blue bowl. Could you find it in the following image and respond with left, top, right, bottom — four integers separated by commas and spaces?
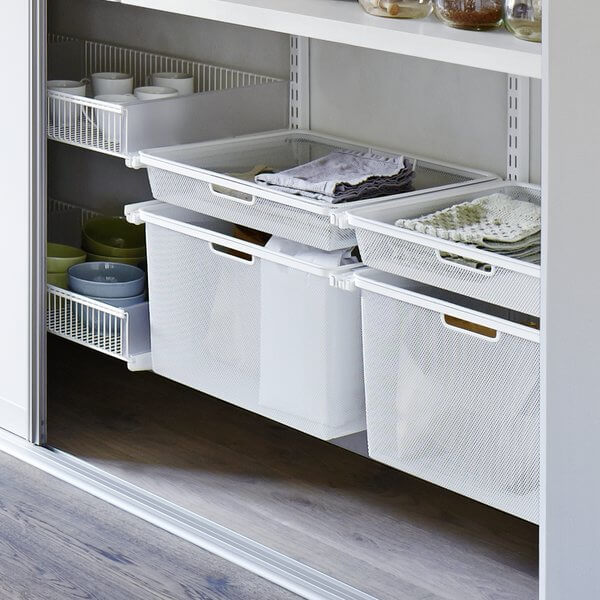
88, 292, 146, 308
68, 261, 145, 298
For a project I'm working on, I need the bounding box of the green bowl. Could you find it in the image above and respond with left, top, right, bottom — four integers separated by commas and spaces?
47, 272, 69, 289
86, 252, 146, 267
47, 243, 87, 273
82, 217, 146, 258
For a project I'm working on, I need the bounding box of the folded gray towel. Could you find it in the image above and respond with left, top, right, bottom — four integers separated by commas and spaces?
255, 149, 415, 204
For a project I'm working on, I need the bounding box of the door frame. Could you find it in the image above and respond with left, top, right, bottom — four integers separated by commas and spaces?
30, 0, 47, 445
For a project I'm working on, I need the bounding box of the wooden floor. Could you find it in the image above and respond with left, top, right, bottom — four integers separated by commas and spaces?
0, 448, 298, 600
49, 336, 539, 600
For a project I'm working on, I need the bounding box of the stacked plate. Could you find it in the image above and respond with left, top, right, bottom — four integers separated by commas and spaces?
47, 243, 86, 288
68, 262, 146, 308
82, 217, 146, 268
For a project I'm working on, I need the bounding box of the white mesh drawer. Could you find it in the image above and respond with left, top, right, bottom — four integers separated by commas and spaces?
140, 130, 497, 251
141, 204, 366, 440
146, 168, 357, 251
357, 271, 540, 523
348, 182, 541, 316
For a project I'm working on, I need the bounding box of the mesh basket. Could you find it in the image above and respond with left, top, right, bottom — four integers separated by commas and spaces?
350, 183, 541, 316
143, 208, 366, 440
358, 272, 540, 522
147, 168, 357, 250
141, 130, 497, 251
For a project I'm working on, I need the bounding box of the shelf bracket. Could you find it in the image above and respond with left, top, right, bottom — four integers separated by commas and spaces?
506, 74, 530, 182
289, 36, 310, 129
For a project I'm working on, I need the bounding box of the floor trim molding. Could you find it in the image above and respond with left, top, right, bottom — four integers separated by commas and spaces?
0, 429, 377, 600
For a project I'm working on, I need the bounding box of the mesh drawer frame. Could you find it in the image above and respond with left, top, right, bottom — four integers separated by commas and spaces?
147, 168, 357, 251
143, 211, 366, 440
359, 279, 540, 523
355, 227, 540, 316
141, 130, 498, 251
350, 183, 541, 316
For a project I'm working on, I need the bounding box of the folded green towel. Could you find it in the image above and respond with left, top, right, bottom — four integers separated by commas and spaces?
395, 193, 541, 245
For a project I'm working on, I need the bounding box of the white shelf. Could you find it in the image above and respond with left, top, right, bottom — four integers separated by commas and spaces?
47, 285, 152, 371
122, 0, 542, 78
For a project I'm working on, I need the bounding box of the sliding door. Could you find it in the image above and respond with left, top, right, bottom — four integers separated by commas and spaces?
0, 1, 45, 441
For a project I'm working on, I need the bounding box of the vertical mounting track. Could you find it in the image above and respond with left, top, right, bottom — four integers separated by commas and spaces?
507, 74, 531, 182
289, 36, 310, 129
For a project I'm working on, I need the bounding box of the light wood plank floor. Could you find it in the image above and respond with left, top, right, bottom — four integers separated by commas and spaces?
0, 448, 299, 600
49, 336, 539, 600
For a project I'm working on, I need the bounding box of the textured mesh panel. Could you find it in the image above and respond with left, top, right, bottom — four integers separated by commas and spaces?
355, 185, 541, 316
361, 290, 539, 523
148, 168, 357, 251
147, 159, 483, 251
146, 223, 365, 439
356, 229, 540, 316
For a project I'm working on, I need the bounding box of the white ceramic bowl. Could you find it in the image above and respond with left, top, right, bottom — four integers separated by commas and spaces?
134, 85, 179, 101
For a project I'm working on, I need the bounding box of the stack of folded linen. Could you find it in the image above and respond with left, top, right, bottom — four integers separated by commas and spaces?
394, 192, 541, 266
255, 149, 416, 204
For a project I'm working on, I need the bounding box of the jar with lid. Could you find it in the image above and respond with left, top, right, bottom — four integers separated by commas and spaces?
504, 0, 542, 42
434, 0, 503, 30
358, 0, 433, 19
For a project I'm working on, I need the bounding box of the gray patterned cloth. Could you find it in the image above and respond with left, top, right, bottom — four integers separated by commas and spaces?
255, 149, 415, 204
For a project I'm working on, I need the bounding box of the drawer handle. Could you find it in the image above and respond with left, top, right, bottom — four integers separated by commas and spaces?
209, 183, 256, 205
435, 250, 496, 277
209, 242, 255, 265
441, 314, 499, 341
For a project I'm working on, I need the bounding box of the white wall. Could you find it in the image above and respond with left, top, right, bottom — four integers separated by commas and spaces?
310, 40, 541, 181
49, 0, 290, 79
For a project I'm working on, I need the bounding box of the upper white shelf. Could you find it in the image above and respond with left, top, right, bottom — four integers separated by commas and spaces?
122, 0, 542, 78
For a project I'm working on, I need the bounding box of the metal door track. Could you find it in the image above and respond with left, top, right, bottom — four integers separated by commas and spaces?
0, 429, 377, 600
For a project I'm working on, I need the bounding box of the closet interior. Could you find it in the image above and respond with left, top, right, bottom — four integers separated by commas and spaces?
46, 1, 541, 598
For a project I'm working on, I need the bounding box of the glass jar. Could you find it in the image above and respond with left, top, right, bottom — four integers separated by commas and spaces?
504, 0, 542, 42
358, 0, 433, 19
435, 0, 503, 30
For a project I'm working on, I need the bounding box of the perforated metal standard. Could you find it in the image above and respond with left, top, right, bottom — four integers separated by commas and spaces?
352, 184, 541, 316
361, 288, 540, 523
289, 36, 309, 129
145, 221, 366, 440
507, 75, 530, 182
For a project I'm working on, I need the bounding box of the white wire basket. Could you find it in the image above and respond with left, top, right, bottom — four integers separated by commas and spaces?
356, 270, 540, 523
47, 34, 288, 162
347, 181, 541, 316
47, 198, 151, 370
47, 285, 151, 371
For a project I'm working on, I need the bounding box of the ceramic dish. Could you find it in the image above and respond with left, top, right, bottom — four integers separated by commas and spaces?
47, 272, 69, 289
47, 243, 86, 272
68, 261, 145, 298
86, 252, 146, 267
83, 217, 146, 258
88, 292, 146, 308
